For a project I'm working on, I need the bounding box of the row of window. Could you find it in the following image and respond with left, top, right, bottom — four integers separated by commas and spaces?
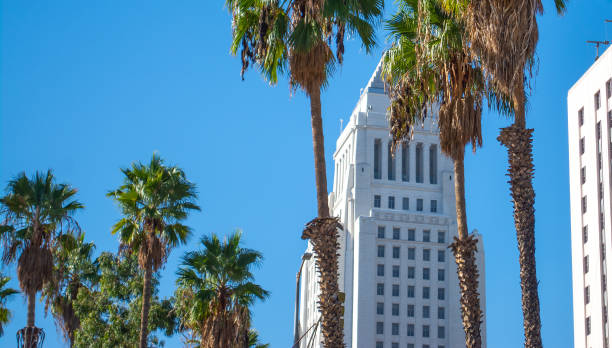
377, 246, 446, 262
578, 80, 612, 127
377, 227, 446, 244
376, 322, 445, 339
376, 283, 445, 300
374, 195, 438, 213
376, 343, 445, 348
376, 302, 445, 319
373, 140, 438, 184
377, 264, 445, 281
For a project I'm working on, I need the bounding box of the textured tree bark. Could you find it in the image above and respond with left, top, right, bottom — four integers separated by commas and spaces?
139, 261, 153, 348
27, 290, 35, 327
310, 88, 330, 219
450, 152, 482, 348
498, 87, 542, 348
302, 217, 344, 348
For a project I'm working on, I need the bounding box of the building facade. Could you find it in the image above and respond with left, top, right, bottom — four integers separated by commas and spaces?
298, 62, 486, 348
569, 45, 612, 348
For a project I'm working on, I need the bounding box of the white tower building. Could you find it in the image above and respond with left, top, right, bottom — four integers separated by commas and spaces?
568, 45, 612, 348
298, 62, 486, 348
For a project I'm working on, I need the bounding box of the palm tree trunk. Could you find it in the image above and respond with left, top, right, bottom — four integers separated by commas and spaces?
450, 151, 482, 348
139, 261, 153, 348
300, 88, 344, 348
27, 290, 35, 327
498, 87, 542, 348
310, 88, 330, 219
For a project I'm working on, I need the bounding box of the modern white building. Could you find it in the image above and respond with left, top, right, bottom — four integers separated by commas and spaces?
297, 61, 486, 348
568, 45, 612, 348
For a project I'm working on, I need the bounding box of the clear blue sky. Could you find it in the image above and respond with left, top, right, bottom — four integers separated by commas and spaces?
0, 1, 610, 347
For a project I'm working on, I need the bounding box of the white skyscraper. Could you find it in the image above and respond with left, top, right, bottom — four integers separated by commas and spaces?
568, 45, 612, 348
297, 61, 486, 348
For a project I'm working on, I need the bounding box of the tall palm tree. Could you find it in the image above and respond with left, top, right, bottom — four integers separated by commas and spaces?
174, 231, 269, 348
43, 233, 97, 347
441, 1, 567, 346
0, 170, 83, 345
225, 1, 383, 345
108, 154, 200, 348
382, 1, 510, 346
0, 275, 19, 337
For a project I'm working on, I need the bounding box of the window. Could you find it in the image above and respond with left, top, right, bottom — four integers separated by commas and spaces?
402, 143, 409, 182
595, 91, 601, 110
408, 286, 415, 298
408, 247, 416, 260
438, 288, 445, 300
583, 225, 588, 244
416, 143, 424, 183
393, 284, 400, 297
607, 79, 612, 98
393, 247, 400, 259
423, 230, 431, 242
392, 343, 399, 348
430, 200, 438, 213
584, 255, 589, 273
389, 196, 396, 209
417, 199, 424, 212
581, 166, 586, 184
408, 266, 415, 279
377, 283, 385, 295
582, 196, 587, 214
579, 107, 584, 126
423, 268, 430, 280
580, 137, 585, 155
408, 344, 414, 348
423, 305, 430, 318
438, 250, 445, 262
423, 287, 430, 299
407, 304, 415, 317
408, 229, 416, 241
422, 325, 430, 338
378, 226, 386, 239
392, 303, 399, 316
438, 306, 445, 319
388, 142, 397, 180
374, 139, 382, 179
374, 195, 381, 208
378, 245, 385, 258
392, 323, 399, 335
585, 286, 590, 304
377, 302, 384, 315
586, 316, 591, 335
423, 249, 431, 261
437, 326, 445, 339
393, 265, 400, 278
377, 321, 384, 335
377, 264, 385, 276
376, 342, 383, 348
437, 231, 445, 243
407, 324, 415, 337
598, 121, 602, 139
429, 145, 438, 184
393, 227, 400, 240
438, 269, 445, 281
403, 197, 409, 211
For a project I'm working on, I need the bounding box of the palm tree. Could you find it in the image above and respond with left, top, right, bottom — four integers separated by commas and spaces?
0, 275, 19, 337
107, 154, 200, 348
174, 231, 269, 348
225, 1, 383, 345
43, 233, 97, 347
0, 170, 83, 345
248, 329, 269, 348
381, 1, 511, 346
442, 1, 567, 346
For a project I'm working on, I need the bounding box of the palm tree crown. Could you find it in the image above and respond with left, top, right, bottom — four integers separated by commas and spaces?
175, 231, 268, 348
0, 170, 83, 329
0, 275, 18, 337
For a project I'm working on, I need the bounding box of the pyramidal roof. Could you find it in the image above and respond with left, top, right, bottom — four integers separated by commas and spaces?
363, 58, 386, 94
